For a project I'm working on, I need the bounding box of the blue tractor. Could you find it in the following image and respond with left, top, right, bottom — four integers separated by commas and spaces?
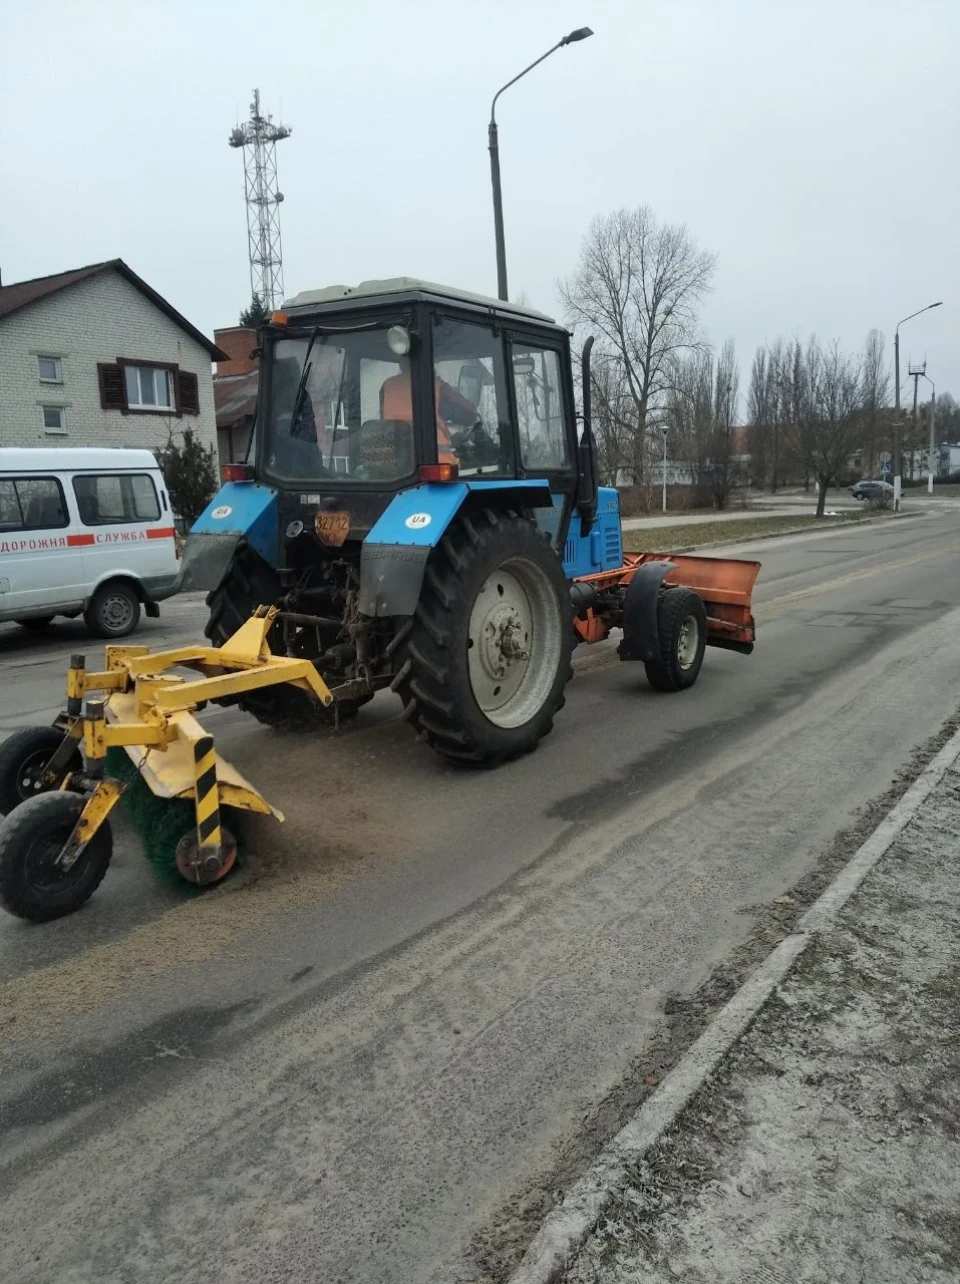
184, 278, 759, 763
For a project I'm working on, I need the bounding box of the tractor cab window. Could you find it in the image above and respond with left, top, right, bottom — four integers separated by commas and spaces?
432, 318, 514, 476
265, 329, 416, 484
511, 346, 571, 471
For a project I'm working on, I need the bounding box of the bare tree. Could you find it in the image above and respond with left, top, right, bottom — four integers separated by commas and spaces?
709, 338, 739, 510
667, 350, 714, 501
747, 339, 787, 491
560, 206, 716, 484
783, 337, 865, 516
859, 328, 890, 474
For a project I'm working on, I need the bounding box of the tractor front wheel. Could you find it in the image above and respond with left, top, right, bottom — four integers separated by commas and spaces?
0, 792, 113, 922
395, 509, 572, 763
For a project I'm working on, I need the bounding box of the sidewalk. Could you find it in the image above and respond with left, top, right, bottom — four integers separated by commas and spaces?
567, 766, 960, 1283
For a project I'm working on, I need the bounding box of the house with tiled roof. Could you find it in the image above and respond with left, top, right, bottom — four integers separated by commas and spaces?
0, 260, 225, 460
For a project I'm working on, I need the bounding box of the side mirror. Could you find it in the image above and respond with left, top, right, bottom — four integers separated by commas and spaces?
512, 356, 536, 377
457, 361, 489, 407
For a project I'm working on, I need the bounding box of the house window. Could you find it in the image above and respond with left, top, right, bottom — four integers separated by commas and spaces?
41, 405, 67, 434
38, 355, 62, 383
124, 364, 175, 410
73, 473, 160, 525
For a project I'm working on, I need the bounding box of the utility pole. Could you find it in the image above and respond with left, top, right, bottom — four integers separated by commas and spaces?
907, 360, 925, 484
894, 302, 943, 510
921, 371, 937, 495
661, 426, 668, 513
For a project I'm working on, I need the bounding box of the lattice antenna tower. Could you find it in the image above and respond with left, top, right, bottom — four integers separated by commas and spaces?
229, 89, 292, 310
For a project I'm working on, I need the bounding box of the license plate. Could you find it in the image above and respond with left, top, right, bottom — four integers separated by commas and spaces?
314, 511, 351, 546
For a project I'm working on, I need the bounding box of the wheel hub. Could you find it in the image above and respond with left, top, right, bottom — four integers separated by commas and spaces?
468, 569, 535, 715
175, 830, 237, 886
677, 615, 700, 670
101, 593, 134, 632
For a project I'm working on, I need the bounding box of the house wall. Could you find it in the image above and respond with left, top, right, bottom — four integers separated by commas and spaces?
0, 270, 218, 461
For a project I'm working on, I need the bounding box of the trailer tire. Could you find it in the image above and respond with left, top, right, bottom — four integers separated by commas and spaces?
0, 725, 83, 816
395, 509, 573, 763
644, 587, 707, 692
0, 792, 112, 922
205, 543, 366, 730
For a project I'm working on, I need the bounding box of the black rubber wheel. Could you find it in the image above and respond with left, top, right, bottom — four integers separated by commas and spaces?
644, 587, 708, 692
0, 792, 113, 922
394, 508, 573, 763
205, 542, 365, 730
16, 617, 55, 631
0, 725, 83, 816
84, 581, 141, 638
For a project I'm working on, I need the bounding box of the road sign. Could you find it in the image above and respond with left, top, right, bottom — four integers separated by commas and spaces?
880, 461, 891, 475
879, 451, 891, 465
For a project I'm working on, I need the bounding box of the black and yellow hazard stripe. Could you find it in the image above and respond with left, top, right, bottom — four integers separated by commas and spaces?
193, 736, 221, 853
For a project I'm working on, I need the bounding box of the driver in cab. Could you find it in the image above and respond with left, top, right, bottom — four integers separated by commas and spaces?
380, 358, 485, 466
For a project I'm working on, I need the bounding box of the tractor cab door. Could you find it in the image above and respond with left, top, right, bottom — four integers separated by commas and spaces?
426, 312, 579, 554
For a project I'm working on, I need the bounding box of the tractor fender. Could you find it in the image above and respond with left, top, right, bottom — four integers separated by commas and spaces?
359, 479, 552, 617
178, 483, 279, 593
617, 561, 677, 662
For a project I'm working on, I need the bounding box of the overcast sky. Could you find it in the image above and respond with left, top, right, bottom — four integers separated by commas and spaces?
2, 0, 957, 402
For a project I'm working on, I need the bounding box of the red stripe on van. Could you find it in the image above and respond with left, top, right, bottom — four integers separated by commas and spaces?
146, 526, 176, 540
67, 534, 95, 547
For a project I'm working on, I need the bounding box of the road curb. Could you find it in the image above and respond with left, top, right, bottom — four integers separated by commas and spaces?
507, 722, 960, 1284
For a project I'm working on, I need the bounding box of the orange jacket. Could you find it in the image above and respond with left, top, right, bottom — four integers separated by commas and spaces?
380, 373, 463, 463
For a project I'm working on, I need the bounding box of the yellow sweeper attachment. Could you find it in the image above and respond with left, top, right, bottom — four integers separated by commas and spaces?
0, 608, 333, 921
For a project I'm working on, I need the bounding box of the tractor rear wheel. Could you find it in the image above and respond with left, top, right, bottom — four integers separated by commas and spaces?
644, 587, 707, 692
394, 509, 572, 763
204, 542, 364, 730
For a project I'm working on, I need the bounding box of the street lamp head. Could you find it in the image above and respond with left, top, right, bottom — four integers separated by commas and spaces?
929, 301, 943, 309
560, 26, 594, 45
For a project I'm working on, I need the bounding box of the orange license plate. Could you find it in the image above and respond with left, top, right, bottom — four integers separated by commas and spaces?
314, 511, 351, 546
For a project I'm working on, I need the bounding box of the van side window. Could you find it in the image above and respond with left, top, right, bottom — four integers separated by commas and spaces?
73, 474, 161, 526
0, 477, 68, 531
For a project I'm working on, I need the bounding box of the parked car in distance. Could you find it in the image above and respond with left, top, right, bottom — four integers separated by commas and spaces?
0, 447, 179, 638
850, 479, 894, 501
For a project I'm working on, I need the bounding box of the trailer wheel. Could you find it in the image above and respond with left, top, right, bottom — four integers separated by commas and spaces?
0, 725, 83, 816
395, 509, 573, 763
0, 792, 113, 922
644, 587, 708, 692
205, 543, 367, 730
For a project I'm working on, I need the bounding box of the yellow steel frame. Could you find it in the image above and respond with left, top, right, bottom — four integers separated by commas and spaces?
57, 608, 331, 867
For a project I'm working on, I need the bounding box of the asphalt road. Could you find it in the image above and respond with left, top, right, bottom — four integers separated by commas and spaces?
3, 507, 960, 1283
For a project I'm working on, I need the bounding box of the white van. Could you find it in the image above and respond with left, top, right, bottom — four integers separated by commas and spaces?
0, 448, 179, 638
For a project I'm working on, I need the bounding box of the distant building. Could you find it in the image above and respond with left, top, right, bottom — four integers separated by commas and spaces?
213, 326, 258, 468
0, 260, 224, 460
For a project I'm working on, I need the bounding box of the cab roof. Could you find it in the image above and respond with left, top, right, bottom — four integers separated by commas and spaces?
282, 277, 560, 329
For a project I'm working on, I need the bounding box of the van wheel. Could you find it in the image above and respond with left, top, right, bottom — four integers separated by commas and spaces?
16, 617, 55, 631
85, 582, 141, 638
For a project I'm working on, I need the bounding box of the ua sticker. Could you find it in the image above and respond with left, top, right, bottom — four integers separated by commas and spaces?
405, 512, 431, 530
211, 505, 232, 520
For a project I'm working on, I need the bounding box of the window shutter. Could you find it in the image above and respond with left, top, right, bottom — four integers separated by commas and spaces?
177, 371, 200, 414
98, 362, 126, 410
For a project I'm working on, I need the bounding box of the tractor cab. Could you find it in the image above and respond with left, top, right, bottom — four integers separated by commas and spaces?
253, 278, 583, 543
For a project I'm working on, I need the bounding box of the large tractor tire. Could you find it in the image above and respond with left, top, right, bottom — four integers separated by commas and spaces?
644, 587, 707, 692
204, 543, 364, 731
394, 509, 573, 763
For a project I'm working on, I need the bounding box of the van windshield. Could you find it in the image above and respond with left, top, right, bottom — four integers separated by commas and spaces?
264, 330, 416, 485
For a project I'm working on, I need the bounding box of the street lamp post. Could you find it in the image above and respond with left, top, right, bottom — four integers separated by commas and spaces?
921, 371, 937, 496
488, 26, 593, 301
893, 301, 943, 510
